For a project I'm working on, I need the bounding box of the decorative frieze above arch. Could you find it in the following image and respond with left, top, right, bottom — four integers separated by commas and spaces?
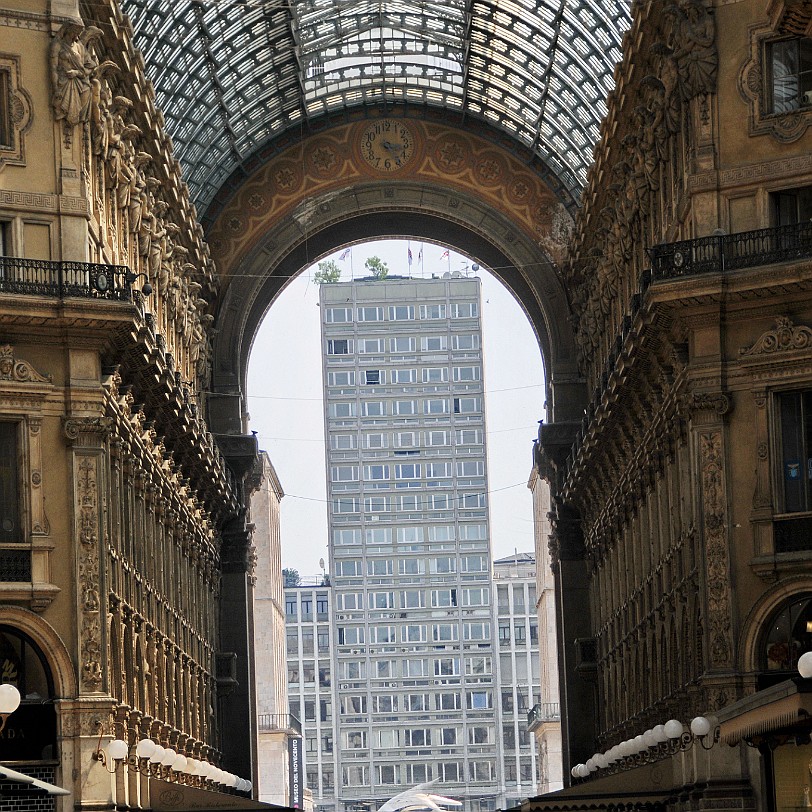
205, 119, 569, 277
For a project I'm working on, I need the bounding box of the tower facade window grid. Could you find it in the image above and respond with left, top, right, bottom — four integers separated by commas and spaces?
319, 276, 502, 812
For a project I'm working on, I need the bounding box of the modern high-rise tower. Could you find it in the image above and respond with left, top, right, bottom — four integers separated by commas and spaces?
318, 274, 498, 812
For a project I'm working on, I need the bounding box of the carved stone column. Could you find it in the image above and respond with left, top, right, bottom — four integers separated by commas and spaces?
687, 393, 736, 699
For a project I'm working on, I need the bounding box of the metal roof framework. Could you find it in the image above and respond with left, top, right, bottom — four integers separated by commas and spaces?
121, 0, 630, 213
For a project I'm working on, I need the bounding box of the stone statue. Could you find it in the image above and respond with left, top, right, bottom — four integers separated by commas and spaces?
667, 0, 717, 100
50, 20, 96, 126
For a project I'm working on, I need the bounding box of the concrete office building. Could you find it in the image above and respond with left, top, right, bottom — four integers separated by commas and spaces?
317, 275, 499, 812
492, 553, 542, 807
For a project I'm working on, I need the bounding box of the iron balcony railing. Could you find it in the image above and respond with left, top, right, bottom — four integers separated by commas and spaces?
257, 713, 302, 735
647, 220, 812, 282
526, 702, 560, 731
0, 256, 133, 300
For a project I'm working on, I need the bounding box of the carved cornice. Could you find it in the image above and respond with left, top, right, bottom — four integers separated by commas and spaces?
740, 315, 812, 357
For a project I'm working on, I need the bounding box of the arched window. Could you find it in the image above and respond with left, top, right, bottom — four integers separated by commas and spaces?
0, 625, 57, 760
761, 593, 812, 687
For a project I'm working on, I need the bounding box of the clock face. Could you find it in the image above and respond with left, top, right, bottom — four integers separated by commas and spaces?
360, 120, 415, 172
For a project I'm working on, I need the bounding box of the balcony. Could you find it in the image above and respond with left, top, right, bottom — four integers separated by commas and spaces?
0, 256, 134, 300
647, 220, 812, 282
526, 702, 560, 732
257, 713, 302, 735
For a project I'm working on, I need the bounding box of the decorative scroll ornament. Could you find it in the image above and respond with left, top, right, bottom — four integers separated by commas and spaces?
0, 345, 52, 383
740, 316, 812, 356
686, 391, 732, 417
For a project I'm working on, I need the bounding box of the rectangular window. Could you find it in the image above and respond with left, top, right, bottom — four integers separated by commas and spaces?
365, 527, 392, 544
451, 302, 478, 318
429, 494, 451, 511
358, 306, 384, 321
326, 307, 352, 323
343, 766, 368, 785
427, 430, 450, 446
452, 334, 479, 350
399, 558, 425, 575
370, 592, 395, 610
364, 369, 383, 385
364, 433, 387, 449
394, 431, 418, 447
0, 422, 20, 544
334, 559, 362, 576
367, 559, 394, 576
333, 527, 361, 547
432, 624, 458, 642
391, 336, 417, 353
421, 335, 448, 351
462, 587, 489, 606
460, 493, 486, 509
332, 497, 359, 514
402, 589, 425, 608
371, 625, 396, 643
375, 661, 395, 679
337, 627, 365, 645
405, 729, 431, 747
393, 400, 417, 415
424, 399, 449, 415
457, 461, 485, 477
464, 622, 490, 641
441, 728, 458, 745
0, 221, 10, 256
397, 494, 420, 511
453, 366, 481, 382
0, 71, 10, 148
359, 338, 385, 353
392, 368, 417, 384
328, 370, 356, 386
466, 656, 491, 675
389, 305, 415, 320
327, 339, 351, 354
378, 728, 399, 746
345, 729, 367, 747
425, 462, 452, 479
420, 304, 446, 319
454, 397, 481, 414
435, 657, 460, 676
330, 434, 357, 450
404, 660, 428, 677
455, 428, 483, 445
777, 390, 812, 512
336, 591, 363, 610
364, 496, 388, 513
396, 526, 424, 544
430, 556, 456, 574
467, 691, 492, 710
363, 464, 390, 482
428, 525, 455, 541
331, 465, 358, 482
423, 367, 448, 383
361, 401, 386, 417
376, 764, 398, 785
406, 764, 429, 783
395, 463, 421, 479
403, 624, 428, 643
436, 692, 462, 710
461, 555, 488, 573
328, 402, 356, 418
431, 588, 458, 607
458, 524, 486, 540
769, 37, 812, 113
441, 763, 460, 782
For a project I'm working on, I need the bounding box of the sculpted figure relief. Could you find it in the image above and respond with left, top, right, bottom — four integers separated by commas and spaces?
50, 20, 98, 126
666, 0, 717, 100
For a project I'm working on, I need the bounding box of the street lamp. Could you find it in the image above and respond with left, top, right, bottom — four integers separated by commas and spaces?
0, 684, 20, 734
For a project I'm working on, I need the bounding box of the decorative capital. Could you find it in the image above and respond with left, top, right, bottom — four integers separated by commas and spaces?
740, 316, 812, 357
63, 416, 113, 446
686, 391, 732, 418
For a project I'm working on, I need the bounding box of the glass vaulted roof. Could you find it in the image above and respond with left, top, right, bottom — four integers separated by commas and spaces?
121, 0, 631, 212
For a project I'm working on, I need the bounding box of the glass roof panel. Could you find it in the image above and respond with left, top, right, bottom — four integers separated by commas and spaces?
120, 0, 630, 210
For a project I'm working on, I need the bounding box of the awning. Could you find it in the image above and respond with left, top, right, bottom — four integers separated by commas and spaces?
0, 764, 70, 795
718, 678, 812, 745
150, 778, 296, 812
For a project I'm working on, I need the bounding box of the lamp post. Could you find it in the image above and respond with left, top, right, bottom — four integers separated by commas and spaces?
0, 684, 21, 734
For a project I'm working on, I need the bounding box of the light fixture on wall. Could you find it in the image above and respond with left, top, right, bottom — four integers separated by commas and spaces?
571, 715, 720, 780
798, 651, 812, 678
0, 684, 21, 734
92, 730, 129, 773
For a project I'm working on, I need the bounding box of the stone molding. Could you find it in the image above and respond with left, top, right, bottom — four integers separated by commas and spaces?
740, 315, 812, 356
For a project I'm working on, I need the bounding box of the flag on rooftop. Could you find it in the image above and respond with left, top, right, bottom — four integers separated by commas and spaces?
440, 249, 449, 259
339, 248, 351, 260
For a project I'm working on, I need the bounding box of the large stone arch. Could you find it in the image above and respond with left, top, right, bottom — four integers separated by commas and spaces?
204, 116, 586, 433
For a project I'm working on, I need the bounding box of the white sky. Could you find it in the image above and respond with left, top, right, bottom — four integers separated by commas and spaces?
246, 239, 546, 578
